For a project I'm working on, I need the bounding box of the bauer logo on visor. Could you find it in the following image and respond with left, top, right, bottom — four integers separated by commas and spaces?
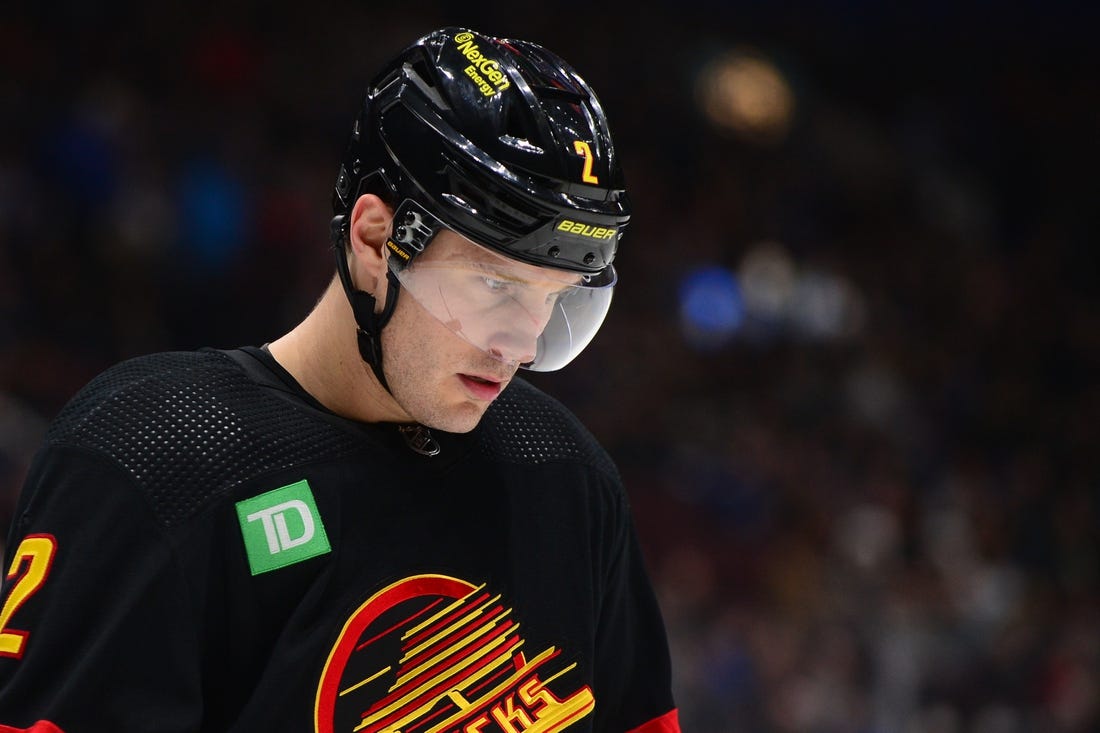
386, 201, 616, 372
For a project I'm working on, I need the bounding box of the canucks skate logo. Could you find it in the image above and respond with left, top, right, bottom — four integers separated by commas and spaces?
314, 575, 594, 733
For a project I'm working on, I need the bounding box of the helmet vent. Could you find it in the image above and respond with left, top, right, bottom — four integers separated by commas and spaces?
441, 192, 479, 216
443, 155, 543, 230
500, 135, 544, 154
530, 85, 586, 104
500, 103, 542, 153
409, 58, 437, 89
403, 58, 450, 111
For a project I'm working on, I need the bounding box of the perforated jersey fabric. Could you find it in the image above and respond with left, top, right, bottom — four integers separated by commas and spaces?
477, 379, 619, 478
44, 351, 368, 527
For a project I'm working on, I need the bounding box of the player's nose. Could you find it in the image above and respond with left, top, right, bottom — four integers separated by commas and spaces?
487, 323, 539, 366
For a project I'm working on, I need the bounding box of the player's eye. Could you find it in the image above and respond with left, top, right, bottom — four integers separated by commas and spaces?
481, 276, 512, 293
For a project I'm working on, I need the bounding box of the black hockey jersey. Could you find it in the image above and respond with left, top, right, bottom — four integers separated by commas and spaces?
0, 348, 678, 733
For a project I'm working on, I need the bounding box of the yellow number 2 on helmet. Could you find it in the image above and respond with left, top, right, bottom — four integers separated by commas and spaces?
573, 140, 599, 184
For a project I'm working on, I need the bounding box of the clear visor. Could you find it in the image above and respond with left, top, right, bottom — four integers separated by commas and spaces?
388, 232, 615, 371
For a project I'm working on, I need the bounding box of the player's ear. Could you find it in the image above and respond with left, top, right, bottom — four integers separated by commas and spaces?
348, 194, 393, 292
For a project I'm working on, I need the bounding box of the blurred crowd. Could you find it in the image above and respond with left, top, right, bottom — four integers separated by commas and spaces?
1, 2, 1096, 732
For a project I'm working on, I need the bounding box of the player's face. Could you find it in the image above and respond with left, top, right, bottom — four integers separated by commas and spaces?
379, 230, 572, 433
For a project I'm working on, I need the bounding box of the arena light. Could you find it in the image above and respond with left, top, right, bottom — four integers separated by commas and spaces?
738, 240, 796, 322
696, 50, 795, 143
678, 265, 745, 349
737, 241, 867, 342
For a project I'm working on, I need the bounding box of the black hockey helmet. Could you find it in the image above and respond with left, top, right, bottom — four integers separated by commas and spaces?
331, 28, 629, 381
333, 27, 630, 274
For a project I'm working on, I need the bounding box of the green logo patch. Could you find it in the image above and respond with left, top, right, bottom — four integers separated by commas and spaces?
236, 480, 330, 575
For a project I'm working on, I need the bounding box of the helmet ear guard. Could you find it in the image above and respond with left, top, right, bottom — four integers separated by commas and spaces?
384, 200, 447, 268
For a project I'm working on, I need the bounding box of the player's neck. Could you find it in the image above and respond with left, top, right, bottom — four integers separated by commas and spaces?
267, 277, 407, 424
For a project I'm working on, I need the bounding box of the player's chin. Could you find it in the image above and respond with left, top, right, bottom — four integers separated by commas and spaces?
426, 400, 492, 434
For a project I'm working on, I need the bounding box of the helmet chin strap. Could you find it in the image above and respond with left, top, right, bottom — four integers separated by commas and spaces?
331, 215, 401, 394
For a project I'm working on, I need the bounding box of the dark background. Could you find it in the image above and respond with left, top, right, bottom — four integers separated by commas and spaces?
2, 2, 1097, 731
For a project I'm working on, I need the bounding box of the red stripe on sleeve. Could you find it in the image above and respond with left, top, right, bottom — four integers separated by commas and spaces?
0, 722, 65, 733
625, 708, 680, 733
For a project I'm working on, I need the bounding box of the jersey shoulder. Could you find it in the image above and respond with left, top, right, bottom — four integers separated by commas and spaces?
477, 377, 619, 480
44, 350, 364, 527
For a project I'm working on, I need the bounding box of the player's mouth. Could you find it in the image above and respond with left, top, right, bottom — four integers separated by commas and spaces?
458, 373, 504, 401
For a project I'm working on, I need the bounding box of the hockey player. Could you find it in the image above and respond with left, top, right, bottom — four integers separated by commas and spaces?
0, 28, 679, 733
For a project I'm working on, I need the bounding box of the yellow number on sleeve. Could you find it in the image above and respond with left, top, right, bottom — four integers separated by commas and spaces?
0, 534, 57, 658
573, 140, 600, 184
